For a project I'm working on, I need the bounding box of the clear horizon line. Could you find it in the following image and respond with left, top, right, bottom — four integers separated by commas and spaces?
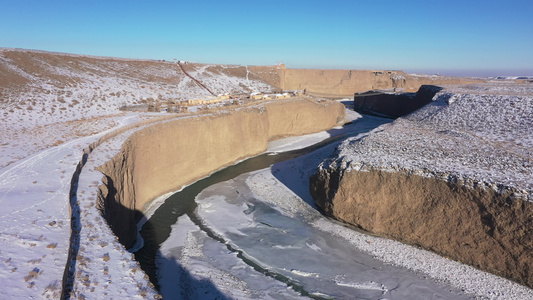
2, 47, 532, 78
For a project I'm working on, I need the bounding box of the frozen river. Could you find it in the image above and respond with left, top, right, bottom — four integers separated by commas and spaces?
177, 169, 471, 299
134, 110, 529, 299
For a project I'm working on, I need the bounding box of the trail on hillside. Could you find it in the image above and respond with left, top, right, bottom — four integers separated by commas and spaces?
177, 62, 216, 96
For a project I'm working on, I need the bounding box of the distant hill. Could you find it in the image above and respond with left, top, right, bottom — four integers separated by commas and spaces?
0, 48, 279, 130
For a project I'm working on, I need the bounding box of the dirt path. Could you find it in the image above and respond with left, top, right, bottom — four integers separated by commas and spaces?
177, 62, 216, 96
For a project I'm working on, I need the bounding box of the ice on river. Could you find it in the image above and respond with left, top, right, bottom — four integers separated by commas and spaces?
157, 160, 532, 299
184, 171, 470, 300
157, 214, 306, 299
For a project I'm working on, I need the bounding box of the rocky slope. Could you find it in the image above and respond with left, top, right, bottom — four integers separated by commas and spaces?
311, 83, 533, 288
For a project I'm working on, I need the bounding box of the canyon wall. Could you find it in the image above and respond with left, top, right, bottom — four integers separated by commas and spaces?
310, 87, 533, 288
98, 99, 345, 248
311, 168, 533, 288
277, 68, 478, 96
264, 100, 345, 138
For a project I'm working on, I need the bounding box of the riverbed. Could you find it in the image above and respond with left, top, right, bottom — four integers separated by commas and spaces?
135, 108, 532, 299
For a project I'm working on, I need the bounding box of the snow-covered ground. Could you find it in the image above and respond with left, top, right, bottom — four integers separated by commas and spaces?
0, 114, 162, 298
330, 84, 533, 197
0, 48, 281, 298
187, 64, 275, 95
0, 48, 276, 168
3, 97, 532, 299
67, 116, 170, 299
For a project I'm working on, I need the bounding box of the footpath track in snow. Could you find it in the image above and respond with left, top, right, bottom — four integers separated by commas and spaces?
64, 120, 164, 299
0, 114, 162, 299
0, 137, 81, 298
177, 62, 216, 96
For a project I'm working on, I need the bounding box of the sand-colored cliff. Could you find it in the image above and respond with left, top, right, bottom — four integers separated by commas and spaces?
311, 168, 533, 288
98, 99, 345, 248
278, 68, 478, 96
264, 100, 345, 138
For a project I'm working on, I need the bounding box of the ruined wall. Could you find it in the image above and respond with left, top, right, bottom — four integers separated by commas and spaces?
310, 168, 533, 288
277, 69, 478, 96
98, 99, 345, 248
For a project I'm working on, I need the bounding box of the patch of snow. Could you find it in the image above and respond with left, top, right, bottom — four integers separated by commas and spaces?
158, 214, 306, 299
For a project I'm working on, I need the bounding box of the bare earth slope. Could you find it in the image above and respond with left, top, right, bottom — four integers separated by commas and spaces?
0, 48, 277, 168
311, 83, 533, 288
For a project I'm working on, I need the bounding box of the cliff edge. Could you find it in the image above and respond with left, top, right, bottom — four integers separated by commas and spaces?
97, 99, 345, 248
310, 83, 533, 287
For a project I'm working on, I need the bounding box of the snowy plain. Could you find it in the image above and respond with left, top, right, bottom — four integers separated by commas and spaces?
330, 84, 533, 198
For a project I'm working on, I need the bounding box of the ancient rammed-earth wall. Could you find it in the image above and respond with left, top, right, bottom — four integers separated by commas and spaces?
97, 99, 345, 248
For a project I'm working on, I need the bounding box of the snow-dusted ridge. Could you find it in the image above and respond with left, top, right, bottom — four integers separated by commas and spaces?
311, 82, 533, 294
330, 84, 532, 197
0, 48, 278, 168
0, 47, 165, 62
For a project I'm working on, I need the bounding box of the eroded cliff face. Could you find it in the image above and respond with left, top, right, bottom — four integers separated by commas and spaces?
353, 85, 443, 118
311, 168, 533, 288
98, 99, 345, 248
278, 69, 478, 96
264, 100, 346, 139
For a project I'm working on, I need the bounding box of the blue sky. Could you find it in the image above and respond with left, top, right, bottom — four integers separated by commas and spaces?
1, 0, 532, 76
